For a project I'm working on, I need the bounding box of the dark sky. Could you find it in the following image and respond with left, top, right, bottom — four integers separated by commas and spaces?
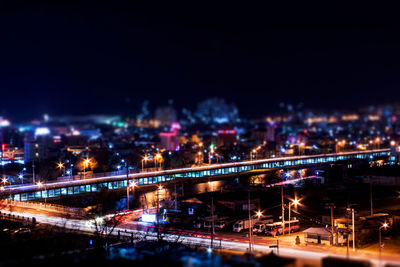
1, 2, 400, 120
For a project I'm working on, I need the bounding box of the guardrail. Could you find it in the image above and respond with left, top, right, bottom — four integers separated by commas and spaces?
0, 200, 86, 217
0, 211, 36, 225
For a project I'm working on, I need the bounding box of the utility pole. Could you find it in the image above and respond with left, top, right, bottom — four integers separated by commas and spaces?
211, 197, 215, 249
330, 204, 335, 245
288, 202, 291, 234
370, 183, 374, 216
174, 178, 177, 210
346, 208, 350, 258
126, 161, 130, 210
156, 185, 160, 241
281, 186, 285, 236
32, 158, 36, 184
352, 208, 355, 252
248, 189, 253, 253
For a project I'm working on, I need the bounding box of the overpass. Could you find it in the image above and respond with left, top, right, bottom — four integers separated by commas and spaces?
1, 148, 391, 202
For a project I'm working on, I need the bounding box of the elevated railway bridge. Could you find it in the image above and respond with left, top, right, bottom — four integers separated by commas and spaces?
0, 148, 391, 202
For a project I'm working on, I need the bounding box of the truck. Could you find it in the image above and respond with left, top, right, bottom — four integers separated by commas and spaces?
233, 218, 258, 232
203, 217, 232, 231
252, 216, 274, 234
264, 219, 300, 236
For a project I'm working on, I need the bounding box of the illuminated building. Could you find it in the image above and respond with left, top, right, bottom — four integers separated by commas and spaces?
217, 129, 236, 147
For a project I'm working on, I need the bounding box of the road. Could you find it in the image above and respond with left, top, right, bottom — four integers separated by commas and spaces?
1, 208, 400, 267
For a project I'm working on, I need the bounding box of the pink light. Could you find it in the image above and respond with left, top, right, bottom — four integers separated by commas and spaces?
160, 132, 177, 137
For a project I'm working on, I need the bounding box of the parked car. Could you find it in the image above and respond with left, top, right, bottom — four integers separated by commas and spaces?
13, 228, 31, 235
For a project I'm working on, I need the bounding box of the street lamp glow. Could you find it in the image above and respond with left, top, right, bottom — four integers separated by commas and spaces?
37, 181, 43, 187
256, 211, 262, 217
292, 199, 300, 206
382, 222, 388, 229
57, 162, 64, 169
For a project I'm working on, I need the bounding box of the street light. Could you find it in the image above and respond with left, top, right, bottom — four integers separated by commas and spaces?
57, 162, 65, 176
250, 149, 256, 161
375, 137, 381, 149
208, 147, 215, 165
142, 155, 149, 171
126, 180, 136, 210
256, 210, 262, 218
197, 151, 203, 165
379, 222, 388, 263
83, 158, 90, 178
288, 199, 300, 234
299, 143, 305, 155
37, 181, 47, 204
154, 153, 162, 170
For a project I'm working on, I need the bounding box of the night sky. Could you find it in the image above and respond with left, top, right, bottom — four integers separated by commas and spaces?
1, 2, 400, 120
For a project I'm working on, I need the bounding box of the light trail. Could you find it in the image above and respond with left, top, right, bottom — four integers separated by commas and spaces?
1, 209, 399, 267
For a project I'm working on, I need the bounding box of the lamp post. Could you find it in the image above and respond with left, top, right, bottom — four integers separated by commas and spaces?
256, 210, 262, 219
83, 158, 90, 178
197, 151, 203, 165
154, 153, 162, 171
2, 178, 11, 200
126, 180, 136, 210
250, 149, 256, 161
375, 137, 381, 150
37, 181, 47, 205
156, 185, 163, 240
57, 162, 65, 176
141, 155, 148, 172
299, 142, 305, 155
288, 199, 299, 234
208, 148, 214, 165
379, 222, 388, 263
18, 173, 24, 184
